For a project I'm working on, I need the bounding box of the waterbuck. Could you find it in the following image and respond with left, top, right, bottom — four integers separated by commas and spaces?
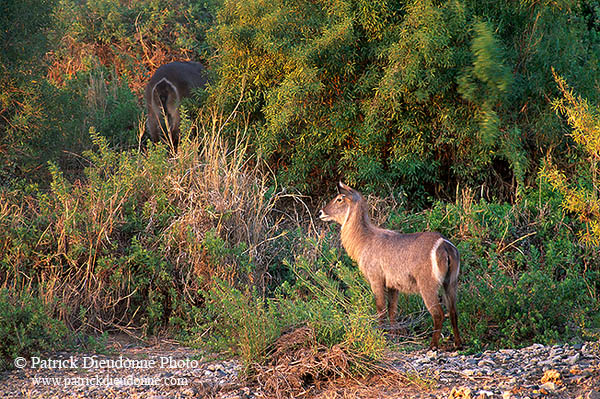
144, 61, 207, 151
319, 182, 462, 349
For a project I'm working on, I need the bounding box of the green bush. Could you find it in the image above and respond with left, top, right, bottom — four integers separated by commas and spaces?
0, 108, 285, 334
542, 71, 600, 246
1, 62, 141, 184
200, 234, 385, 372
1, 0, 217, 185
198, 182, 599, 358
0, 133, 185, 332
0, 289, 69, 370
209, 0, 600, 201
383, 185, 599, 350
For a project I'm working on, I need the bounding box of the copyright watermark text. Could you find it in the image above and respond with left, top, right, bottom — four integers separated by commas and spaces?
14, 355, 200, 370
30, 374, 189, 387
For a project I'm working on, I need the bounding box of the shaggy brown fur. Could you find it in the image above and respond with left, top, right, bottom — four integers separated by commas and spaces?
319, 182, 462, 349
144, 61, 207, 150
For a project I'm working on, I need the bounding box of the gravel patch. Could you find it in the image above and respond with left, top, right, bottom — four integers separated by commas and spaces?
389, 342, 600, 398
0, 339, 246, 399
1, 339, 598, 398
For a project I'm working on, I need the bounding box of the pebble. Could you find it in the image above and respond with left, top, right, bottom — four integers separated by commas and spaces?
2, 341, 598, 399
567, 353, 581, 365
391, 342, 599, 399
540, 381, 556, 391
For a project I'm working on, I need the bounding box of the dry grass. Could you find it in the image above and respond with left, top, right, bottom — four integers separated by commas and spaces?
162, 108, 289, 289
253, 325, 363, 399
0, 102, 293, 334
250, 325, 433, 399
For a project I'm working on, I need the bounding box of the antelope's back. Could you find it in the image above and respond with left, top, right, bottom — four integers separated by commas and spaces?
371, 230, 447, 292
146, 61, 207, 98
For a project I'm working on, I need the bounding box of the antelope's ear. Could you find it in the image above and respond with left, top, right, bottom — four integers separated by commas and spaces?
337, 181, 354, 196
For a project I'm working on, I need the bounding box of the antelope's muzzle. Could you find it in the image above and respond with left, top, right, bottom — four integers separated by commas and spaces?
318, 209, 331, 221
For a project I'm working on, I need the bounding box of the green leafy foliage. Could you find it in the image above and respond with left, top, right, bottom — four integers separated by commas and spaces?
387, 186, 599, 349
0, 108, 286, 335
200, 235, 385, 371
0, 289, 69, 370
49, 0, 218, 87
1, 0, 216, 184
210, 0, 600, 202
542, 71, 600, 246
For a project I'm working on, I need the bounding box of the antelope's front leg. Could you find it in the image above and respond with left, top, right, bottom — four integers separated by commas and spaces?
387, 288, 399, 332
370, 281, 387, 327
146, 112, 160, 143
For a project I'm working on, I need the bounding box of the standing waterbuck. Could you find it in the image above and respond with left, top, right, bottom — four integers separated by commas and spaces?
319, 182, 462, 349
144, 61, 207, 151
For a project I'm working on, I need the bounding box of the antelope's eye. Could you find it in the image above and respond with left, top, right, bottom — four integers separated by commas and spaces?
336, 196, 344, 203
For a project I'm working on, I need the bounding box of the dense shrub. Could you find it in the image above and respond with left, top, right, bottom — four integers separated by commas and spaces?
1, 57, 141, 184
542, 71, 600, 246
1, 0, 59, 183
200, 234, 386, 371
48, 0, 218, 92
384, 185, 599, 349
1, 0, 215, 184
209, 0, 600, 202
0, 289, 69, 370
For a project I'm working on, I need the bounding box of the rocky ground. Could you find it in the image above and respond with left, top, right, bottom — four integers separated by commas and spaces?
387, 342, 600, 399
0, 337, 598, 399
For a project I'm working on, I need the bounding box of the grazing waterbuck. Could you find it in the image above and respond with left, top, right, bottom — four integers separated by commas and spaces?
144, 61, 207, 151
319, 182, 462, 349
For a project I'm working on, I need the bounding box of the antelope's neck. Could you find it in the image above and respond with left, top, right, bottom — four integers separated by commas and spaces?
340, 205, 372, 262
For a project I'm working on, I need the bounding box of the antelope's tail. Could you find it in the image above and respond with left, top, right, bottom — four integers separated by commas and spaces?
441, 239, 460, 309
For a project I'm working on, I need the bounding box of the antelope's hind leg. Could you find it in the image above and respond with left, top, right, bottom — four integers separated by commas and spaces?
443, 282, 462, 348
387, 288, 399, 333
421, 290, 445, 349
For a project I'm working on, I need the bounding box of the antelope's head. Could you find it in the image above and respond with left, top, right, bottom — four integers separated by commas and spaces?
319, 182, 361, 224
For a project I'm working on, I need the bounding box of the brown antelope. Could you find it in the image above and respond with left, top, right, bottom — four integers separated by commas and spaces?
319, 182, 462, 349
144, 61, 207, 151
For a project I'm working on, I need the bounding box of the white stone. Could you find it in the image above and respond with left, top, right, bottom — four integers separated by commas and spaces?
540, 381, 556, 391
566, 353, 580, 365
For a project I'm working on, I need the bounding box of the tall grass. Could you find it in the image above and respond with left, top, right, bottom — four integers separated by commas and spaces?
0, 105, 284, 334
